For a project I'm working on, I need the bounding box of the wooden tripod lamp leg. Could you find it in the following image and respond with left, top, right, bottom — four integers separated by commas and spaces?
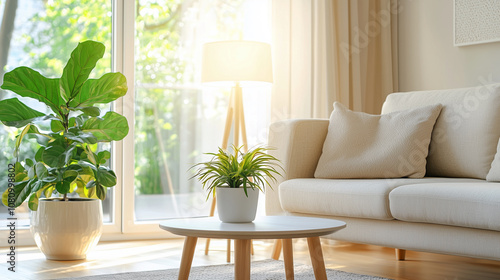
233, 85, 241, 148
235, 83, 248, 152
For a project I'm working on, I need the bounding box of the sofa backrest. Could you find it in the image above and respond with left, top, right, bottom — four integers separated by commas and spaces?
381, 83, 500, 179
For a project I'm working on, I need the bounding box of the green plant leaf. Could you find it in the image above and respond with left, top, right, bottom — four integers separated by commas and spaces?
60, 40, 105, 103
14, 124, 31, 158
96, 166, 116, 187
95, 183, 106, 200
14, 162, 27, 182
41, 176, 57, 183
35, 147, 45, 162
82, 111, 129, 142
25, 158, 34, 167
28, 192, 39, 211
63, 170, 79, 188
12, 180, 33, 208
2, 189, 10, 208
42, 143, 67, 168
86, 180, 96, 189
65, 130, 97, 144
82, 144, 97, 165
69, 72, 127, 108
1, 67, 64, 116
97, 151, 111, 165
0, 98, 46, 128
27, 165, 36, 179
44, 186, 55, 198
87, 185, 97, 198
78, 106, 101, 117
69, 117, 76, 128
55, 180, 71, 194
51, 120, 65, 132
66, 164, 84, 172
63, 145, 77, 166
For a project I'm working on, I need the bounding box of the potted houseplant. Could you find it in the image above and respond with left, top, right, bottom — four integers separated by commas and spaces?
192, 145, 282, 223
0, 40, 128, 260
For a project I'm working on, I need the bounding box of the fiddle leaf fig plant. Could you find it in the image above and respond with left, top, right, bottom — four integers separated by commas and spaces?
0, 40, 128, 211
191, 145, 283, 199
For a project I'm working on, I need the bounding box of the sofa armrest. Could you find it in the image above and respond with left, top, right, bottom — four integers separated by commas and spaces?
266, 119, 329, 215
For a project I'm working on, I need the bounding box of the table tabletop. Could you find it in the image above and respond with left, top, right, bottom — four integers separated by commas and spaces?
159, 216, 346, 239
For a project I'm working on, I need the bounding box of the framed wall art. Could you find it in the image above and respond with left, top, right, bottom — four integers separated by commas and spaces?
454, 0, 500, 46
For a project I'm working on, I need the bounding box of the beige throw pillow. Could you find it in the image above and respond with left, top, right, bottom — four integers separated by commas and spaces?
314, 102, 443, 179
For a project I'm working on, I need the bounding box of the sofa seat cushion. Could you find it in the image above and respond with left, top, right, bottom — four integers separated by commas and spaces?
389, 182, 500, 231
278, 177, 483, 221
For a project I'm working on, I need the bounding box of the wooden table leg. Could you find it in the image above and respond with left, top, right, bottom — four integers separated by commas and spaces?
272, 239, 282, 260
178, 237, 198, 280
307, 237, 327, 280
282, 239, 294, 280
234, 239, 251, 280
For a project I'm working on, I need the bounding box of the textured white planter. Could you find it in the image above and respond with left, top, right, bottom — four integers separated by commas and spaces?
216, 187, 259, 223
30, 198, 103, 260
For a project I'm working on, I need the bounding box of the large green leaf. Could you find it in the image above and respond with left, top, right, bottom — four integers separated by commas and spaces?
11, 180, 32, 208
69, 72, 127, 108
55, 180, 72, 194
1, 67, 64, 115
35, 162, 48, 179
82, 111, 129, 141
60, 40, 105, 103
0, 98, 46, 127
96, 166, 116, 188
42, 143, 67, 168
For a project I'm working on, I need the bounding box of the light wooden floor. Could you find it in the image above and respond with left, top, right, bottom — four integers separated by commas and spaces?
1, 238, 499, 280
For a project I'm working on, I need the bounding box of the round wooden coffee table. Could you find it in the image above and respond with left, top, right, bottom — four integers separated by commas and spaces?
159, 216, 346, 280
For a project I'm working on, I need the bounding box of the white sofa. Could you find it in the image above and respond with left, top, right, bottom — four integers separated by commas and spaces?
266, 84, 500, 261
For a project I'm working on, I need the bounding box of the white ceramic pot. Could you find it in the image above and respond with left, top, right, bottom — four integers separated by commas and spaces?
216, 187, 259, 223
30, 198, 103, 260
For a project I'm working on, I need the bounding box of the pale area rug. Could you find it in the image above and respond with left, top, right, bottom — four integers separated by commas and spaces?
59, 259, 392, 280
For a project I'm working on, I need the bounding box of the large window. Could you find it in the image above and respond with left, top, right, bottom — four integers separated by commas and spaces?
0, 0, 271, 241
132, 0, 271, 222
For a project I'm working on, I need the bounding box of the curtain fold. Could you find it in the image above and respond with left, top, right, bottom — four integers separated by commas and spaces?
271, 0, 399, 121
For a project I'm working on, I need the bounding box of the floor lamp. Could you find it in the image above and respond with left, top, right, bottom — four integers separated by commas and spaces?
201, 40, 273, 262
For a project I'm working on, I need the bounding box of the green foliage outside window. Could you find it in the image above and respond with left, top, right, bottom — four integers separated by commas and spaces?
1, 0, 245, 199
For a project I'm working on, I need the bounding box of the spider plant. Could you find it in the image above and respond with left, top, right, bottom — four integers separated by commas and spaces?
191, 145, 283, 199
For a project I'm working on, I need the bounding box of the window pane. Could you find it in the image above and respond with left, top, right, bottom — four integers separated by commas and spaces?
0, 0, 113, 228
134, 0, 271, 220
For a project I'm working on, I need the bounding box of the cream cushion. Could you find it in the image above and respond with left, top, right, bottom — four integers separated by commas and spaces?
382, 83, 500, 179
389, 182, 500, 232
314, 102, 442, 179
486, 139, 500, 181
279, 177, 483, 221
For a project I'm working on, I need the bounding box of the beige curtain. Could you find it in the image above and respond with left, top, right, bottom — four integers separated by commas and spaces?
271, 0, 398, 121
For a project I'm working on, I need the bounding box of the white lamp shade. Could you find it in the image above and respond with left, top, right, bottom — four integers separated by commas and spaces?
201, 40, 273, 84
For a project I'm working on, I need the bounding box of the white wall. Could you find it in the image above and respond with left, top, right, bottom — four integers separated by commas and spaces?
398, 0, 500, 91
